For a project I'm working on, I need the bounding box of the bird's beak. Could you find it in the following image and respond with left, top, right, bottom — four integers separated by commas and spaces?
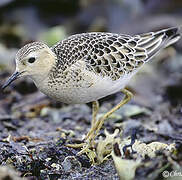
2, 71, 22, 90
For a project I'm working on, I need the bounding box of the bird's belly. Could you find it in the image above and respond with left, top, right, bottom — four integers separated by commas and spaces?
38, 73, 133, 104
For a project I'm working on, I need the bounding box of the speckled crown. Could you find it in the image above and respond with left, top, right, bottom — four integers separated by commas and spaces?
16, 42, 48, 61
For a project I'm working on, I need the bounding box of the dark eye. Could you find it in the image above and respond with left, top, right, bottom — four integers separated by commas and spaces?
28, 57, 36, 63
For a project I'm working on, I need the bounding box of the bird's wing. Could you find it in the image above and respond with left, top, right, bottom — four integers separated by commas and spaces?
51, 27, 180, 81
134, 27, 181, 62
84, 27, 181, 81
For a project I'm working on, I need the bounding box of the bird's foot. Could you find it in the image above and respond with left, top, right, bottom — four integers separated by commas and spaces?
66, 139, 97, 164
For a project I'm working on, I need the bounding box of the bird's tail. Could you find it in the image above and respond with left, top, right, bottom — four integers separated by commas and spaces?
135, 26, 181, 62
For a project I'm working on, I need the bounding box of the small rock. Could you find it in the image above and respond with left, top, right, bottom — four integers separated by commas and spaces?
51, 163, 62, 171
62, 156, 82, 172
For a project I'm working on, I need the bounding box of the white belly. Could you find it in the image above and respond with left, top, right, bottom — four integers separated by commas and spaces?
36, 70, 135, 104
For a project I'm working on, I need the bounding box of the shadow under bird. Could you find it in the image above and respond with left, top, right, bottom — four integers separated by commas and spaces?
2, 27, 181, 158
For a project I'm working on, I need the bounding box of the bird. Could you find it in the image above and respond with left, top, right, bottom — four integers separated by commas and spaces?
2, 27, 181, 157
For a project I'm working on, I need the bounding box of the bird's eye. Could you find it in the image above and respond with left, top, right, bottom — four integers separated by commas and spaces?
28, 57, 36, 63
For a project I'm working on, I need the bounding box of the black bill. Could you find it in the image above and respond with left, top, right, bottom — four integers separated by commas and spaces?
2, 71, 21, 90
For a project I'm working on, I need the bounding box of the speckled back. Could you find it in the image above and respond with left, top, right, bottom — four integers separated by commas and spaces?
51, 28, 179, 81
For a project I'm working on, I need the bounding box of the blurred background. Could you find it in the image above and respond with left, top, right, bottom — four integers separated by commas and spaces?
1, 0, 182, 47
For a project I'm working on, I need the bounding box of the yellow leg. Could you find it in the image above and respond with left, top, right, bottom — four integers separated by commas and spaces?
67, 89, 133, 163
86, 89, 133, 142
91, 101, 99, 128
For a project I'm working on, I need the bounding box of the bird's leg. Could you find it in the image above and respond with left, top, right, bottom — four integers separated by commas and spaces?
67, 89, 133, 164
83, 100, 99, 142
91, 101, 99, 128
85, 89, 133, 142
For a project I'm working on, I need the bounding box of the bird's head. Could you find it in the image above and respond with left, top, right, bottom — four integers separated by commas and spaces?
2, 42, 56, 90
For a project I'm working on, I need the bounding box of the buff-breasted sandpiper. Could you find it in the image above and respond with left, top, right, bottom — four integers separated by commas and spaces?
2, 27, 181, 159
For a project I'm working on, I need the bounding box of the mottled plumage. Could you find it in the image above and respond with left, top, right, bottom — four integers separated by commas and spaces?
50, 28, 180, 81
3, 27, 181, 104
3, 27, 180, 104
35, 27, 180, 104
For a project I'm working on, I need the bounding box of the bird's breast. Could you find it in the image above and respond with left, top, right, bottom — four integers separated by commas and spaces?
34, 69, 135, 104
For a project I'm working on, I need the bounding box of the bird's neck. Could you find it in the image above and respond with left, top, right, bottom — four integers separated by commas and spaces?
31, 50, 57, 85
